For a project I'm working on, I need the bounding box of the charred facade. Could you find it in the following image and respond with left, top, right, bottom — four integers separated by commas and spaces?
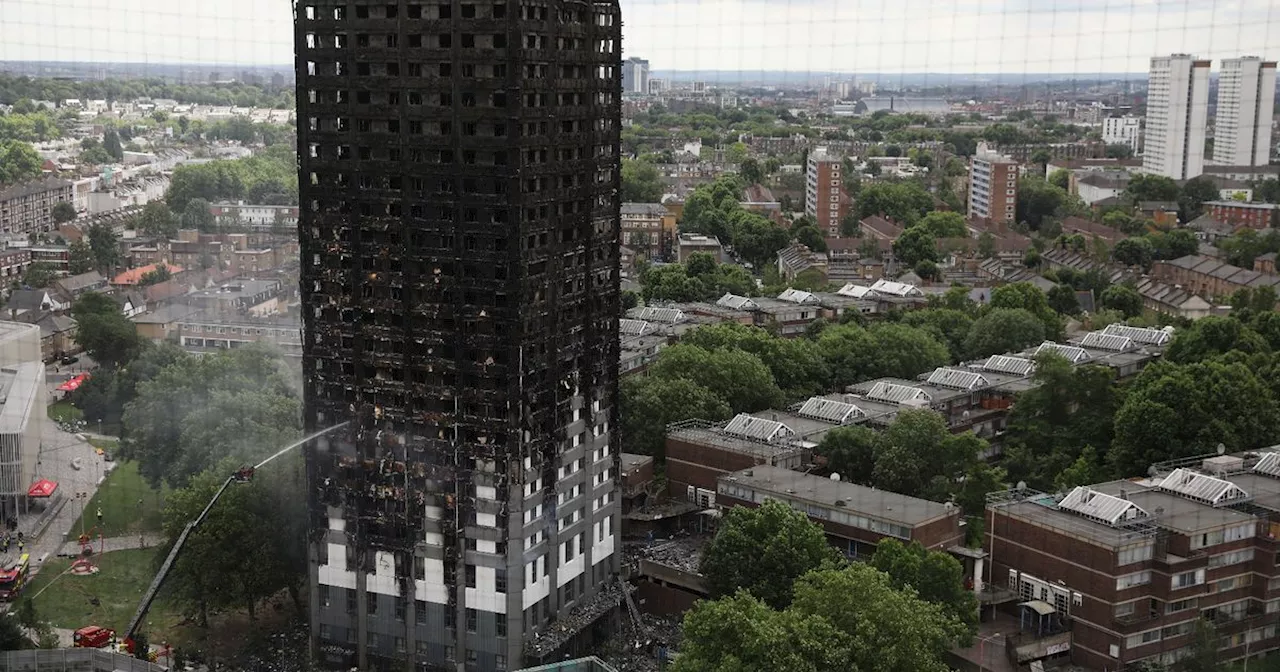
293, 2, 623, 670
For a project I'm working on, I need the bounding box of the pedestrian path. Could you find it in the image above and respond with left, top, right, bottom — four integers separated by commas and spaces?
57, 533, 164, 558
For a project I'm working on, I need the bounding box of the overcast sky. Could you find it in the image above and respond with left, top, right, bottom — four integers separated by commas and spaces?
0, 0, 1276, 75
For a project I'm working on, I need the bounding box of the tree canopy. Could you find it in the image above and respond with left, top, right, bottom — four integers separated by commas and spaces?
871, 539, 978, 643
621, 158, 663, 202
619, 376, 731, 458
699, 498, 841, 609
71, 292, 147, 368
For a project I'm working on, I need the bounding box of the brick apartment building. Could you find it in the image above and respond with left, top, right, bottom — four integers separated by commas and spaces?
1153, 255, 1280, 303
1205, 201, 1280, 230
620, 203, 676, 262
968, 148, 1019, 224
805, 147, 850, 237
0, 177, 73, 236
987, 452, 1280, 669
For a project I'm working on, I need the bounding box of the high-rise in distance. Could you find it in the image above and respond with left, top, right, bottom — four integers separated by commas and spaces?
1213, 56, 1277, 168
292, 2, 624, 670
1142, 54, 1210, 180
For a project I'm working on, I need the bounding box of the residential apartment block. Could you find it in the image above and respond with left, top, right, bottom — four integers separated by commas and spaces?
294, 2, 624, 670
1143, 54, 1210, 180
1102, 116, 1142, 154
805, 147, 849, 237
987, 453, 1280, 669
968, 147, 1019, 223
1205, 201, 1280, 230
0, 178, 73, 236
619, 203, 675, 262
1212, 57, 1276, 167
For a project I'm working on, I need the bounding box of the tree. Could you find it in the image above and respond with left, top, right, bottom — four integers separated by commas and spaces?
51, 201, 77, 224
86, 221, 121, 270
621, 158, 663, 202
620, 376, 731, 458
1125, 173, 1180, 204
1165, 316, 1269, 364
1111, 359, 1280, 476
1147, 228, 1199, 260
1178, 176, 1220, 222
901, 308, 975, 361
640, 264, 706, 303
1100, 284, 1144, 318
1054, 444, 1107, 491
856, 181, 933, 227
672, 591, 849, 672
72, 292, 147, 368
180, 197, 217, 232
892, 226, 939, 267
67, 239, 94, 275
871, 539, 978, 643
0, 139, 42, 186
872, 410, 986, 500
1016, 177, 1070, 229
739, 157, 763, 185
681, 322, 828, 399
620, 289, 639, 312
1111, 236, 1154, 269
914, 259, 940, 281
819, 323, 949, 386
792, 225, 828, 253
964, 308, 1046, 359
1029, 148, 1052, 169
1105, 143, 1134, 159
1002, 356, 1118, 490
732, 213, 793, 269
138, 262, 172, 287
0, 610, 28, 649
1047, 284, 1080, 315
137, 201, 177, 238
120, 344, 301, 487
977, 231, 997, 259
816, 425, 879, 479
991, 281, 1061, 339
647, 344, 784, 414
20, 261, 55, 289
788, 565, 965, 671
102, 129, 124, 161
700, 499, 840, 609
1047, 169, 1070, 190
1180, 618, 1219, 672
916, 211, 967, 238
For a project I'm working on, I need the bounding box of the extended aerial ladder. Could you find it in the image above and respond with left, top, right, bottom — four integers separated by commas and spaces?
86, 422, 349, 657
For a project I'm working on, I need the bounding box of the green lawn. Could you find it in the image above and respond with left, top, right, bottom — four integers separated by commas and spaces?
47, 400, 83, 423
25, 548, 184, 641
65, 461, 166, 541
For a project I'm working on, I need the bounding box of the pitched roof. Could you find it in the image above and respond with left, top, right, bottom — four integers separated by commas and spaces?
0, 176, 72, 201
53, 271, 104, 293
860, 215, 904, 239
112, 263, 184, 286
5, 290, 58, 312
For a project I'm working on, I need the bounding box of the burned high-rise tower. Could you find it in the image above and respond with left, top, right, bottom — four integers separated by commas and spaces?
293, 2, 623, 670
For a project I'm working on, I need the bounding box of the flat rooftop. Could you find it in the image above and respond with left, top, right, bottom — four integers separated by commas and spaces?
720, 465, 955, 527
1093, 481, 1255, 534
998, 495, 1154, 549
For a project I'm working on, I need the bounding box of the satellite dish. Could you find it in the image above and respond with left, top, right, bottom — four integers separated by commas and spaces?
944, 502, 954, 511
1148, 465, 1159, 477
1218, 443, 1226, 456
829, 472, 841, 482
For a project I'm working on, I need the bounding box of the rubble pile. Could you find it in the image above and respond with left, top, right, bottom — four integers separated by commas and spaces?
599, 613, 683, 672
525, 580, 631, 658
628, 534, 709, 574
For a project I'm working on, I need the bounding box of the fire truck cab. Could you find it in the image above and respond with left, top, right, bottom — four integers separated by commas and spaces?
0, 553, 30, 601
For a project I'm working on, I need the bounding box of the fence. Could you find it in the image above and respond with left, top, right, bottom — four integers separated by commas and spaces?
1, 648, 169, 672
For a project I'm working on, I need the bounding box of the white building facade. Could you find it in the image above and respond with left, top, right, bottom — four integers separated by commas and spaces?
1102, 116, 1142, 154
0, 322, 45, 523
622, 57, 650, 95
1213, 56, 1277, 167
1143, 54, 1211, 179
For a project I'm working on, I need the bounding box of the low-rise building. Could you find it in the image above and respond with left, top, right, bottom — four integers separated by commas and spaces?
208, 202, 300, 231
51, 271, 107, 303
775, 243, 828, 284
1153, 255, 1280, 303
0, 177, 73, 235
5, 290, 69, 319
1060, 216, 1124, 246
1205, 201, 1280, 230
0, 321, 45, 523
717, 465, 964, 556
175, 312, 302, 358
859, 215, 904, 242
183, 279, 282, 317
676, 234, 724, 263
29, 245, 69, 273
620, 203, 676, 262
0, 249, 31, 280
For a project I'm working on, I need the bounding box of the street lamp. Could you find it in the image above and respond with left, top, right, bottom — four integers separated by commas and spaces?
977, 631, 1004, 672
76, 492, 87, 537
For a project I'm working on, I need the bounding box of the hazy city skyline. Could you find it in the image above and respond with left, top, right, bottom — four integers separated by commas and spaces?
0, 0, 1276, 75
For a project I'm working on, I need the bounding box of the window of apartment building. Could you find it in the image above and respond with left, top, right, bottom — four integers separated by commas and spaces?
1114, 601, 1138, 618
416, 599, 428, 624
395, 598, 406, 621
1125, 628, 1162, 648
467, 651, 479, 666
1161, 621, 1193, 639
466, 565, 476, 587
1117, 571, 1152, 590
466, 608, 478, 633
1208, 548, 1254, 568
1117, 543, 1154, 566
394, 637, 406, 653
1171, 569, 1205, 589
496, 654, 507, 670
346, 590, 357, 614
1167, 598, 1197, 614
1214, 574, 1252, 593
496, 616, 507, 638
366, 593, 378, 615
1192, 523, 1255, 549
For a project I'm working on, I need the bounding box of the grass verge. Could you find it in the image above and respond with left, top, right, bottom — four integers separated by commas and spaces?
65, 461, 166, 541
25, 548, 183, 642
